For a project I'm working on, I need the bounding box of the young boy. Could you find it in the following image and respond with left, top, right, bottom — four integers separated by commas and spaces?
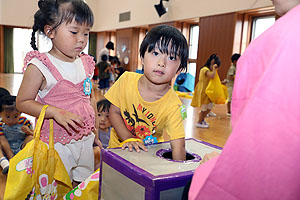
97, 54, 111, 95
0, 95, 33, 174
225, 53, 241, 116
104, 25, 188, 161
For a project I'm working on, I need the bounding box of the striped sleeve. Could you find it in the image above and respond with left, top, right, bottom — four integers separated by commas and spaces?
0, 122, 4, 136
18, 117, 33, 130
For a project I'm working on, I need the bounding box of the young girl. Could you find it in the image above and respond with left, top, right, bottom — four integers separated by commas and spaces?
16, 0, 101, 186
190, 54, 221, 128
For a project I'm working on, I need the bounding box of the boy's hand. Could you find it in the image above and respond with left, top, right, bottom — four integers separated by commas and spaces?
121, 141, 148, 153
52, 108, 84, 134
21, 125, 33, 135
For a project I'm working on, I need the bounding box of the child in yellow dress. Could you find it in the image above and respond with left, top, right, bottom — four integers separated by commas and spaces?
191, 54, 221, 128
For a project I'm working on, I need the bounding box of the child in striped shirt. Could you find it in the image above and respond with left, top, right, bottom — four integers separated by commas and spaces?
0, 95, 33, 174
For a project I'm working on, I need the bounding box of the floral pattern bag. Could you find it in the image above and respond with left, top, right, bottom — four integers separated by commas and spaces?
4, 105, 72, 199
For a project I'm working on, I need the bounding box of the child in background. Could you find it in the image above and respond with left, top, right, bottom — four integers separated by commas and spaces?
16, 0, 101, 186
0, 87, 10, 121
191, 54, 221, 128
92, 56, 99, 83
0, 95, 33, 175
96, 99, 112, 148
93, 99, 111, 169
225, 53, 240, 116
105, 25, 188, 161
96, 54, 110, 95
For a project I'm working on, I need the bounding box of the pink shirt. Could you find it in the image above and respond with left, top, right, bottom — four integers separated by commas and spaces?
24, 51, 95, 145
189, 5, 300, 200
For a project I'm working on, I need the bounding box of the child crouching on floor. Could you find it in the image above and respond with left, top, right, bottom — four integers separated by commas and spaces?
0, 95, 33, 174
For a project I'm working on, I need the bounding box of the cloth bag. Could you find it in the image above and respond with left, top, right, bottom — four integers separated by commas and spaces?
64, 168, 100, 200
4, 105, 72, 199
205, 71, 226, 104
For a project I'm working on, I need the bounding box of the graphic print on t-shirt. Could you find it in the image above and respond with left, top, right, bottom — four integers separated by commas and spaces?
123, 104, 157, 139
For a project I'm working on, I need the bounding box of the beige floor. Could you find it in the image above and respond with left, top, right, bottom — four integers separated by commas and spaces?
0, 73, 232, 199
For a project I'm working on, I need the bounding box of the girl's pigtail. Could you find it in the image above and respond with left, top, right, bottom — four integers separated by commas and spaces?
30, 28, 38, 51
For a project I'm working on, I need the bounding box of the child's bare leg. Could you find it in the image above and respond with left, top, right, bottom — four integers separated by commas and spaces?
21, 135, 33, 149
72, 180, 80, 188
198, 109, 211, 123
227, 101, 231, 114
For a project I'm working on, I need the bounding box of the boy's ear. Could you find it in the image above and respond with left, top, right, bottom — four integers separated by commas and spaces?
176, 70, 182, 76
44, 25, 55, 39
141, 57, 144, 66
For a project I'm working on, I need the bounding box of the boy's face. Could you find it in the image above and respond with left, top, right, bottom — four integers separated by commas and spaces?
97, 110, 111, 131
142, 44, 181, 85
1, 109, 21, 126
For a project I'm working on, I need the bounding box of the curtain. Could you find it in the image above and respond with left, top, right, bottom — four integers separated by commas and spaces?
88, 32, 97, 61
4, 27, 14, 73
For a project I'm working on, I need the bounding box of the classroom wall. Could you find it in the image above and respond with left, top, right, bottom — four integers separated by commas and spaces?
0, 0, 273, 31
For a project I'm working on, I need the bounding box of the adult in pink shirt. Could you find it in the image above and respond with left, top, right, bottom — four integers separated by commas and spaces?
189, 0, 300, 199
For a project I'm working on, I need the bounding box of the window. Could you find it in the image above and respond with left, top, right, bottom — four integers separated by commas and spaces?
251, 16, 275, 40
189, 25, 199, 60
187, 25, 199, 92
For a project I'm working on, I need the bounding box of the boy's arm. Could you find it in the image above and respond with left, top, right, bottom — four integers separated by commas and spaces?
170, 138, 186, 161
0, 136, 14, 159
109, 104, 147, 152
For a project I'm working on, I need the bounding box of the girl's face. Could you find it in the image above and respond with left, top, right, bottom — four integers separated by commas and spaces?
271, 0, 300, 16
48, 19, 91, 62
142, 44, 181, 85
97, 110, 111, 131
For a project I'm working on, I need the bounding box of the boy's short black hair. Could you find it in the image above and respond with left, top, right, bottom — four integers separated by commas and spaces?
231, 53, 241, 63
139, 25, 189, 72
97, 99, 111, 113
106, 42, 114, 50
101, 54, 108, 62
1, 95, 17, 112
0, 88, 10, 112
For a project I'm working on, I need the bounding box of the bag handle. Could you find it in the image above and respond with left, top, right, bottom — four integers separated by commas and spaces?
34, 105, 54, 149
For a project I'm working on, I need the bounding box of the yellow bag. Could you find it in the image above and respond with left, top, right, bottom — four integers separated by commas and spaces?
205, 71, 226, 104
4, 105, 72, 199
64, 168, 100, 200
222, 84, 228, 101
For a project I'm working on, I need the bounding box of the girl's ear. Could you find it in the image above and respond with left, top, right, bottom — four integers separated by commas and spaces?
44, 25, 55, 39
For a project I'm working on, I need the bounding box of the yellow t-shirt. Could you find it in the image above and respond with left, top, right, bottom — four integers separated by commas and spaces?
104, 72, 185, 148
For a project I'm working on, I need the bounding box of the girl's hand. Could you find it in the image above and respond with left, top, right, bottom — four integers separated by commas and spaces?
212, 64, 218, 70
21, 125, 33, 135
94, 138, 103, 149
121, 141, 148, 153
52, 108, 84, 134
